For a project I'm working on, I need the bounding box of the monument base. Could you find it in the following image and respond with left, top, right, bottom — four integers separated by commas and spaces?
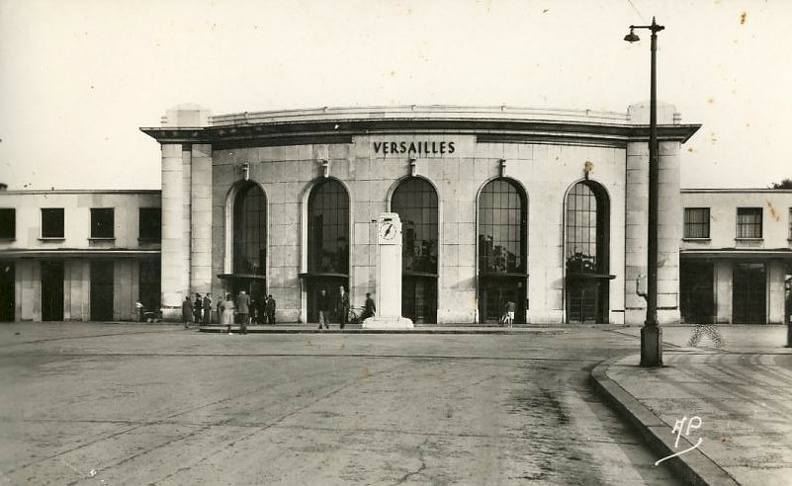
362, 316, 414, 329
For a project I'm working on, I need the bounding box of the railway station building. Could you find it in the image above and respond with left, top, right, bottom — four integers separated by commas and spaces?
1, 104, 790, 325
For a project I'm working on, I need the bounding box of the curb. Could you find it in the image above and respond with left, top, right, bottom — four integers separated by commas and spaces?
197, 325, 571, 334
589, 356, 739, 486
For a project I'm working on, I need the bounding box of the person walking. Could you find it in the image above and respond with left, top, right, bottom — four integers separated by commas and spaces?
336, 286, 350, 330
504, 300, 516, 328
182, 296, 193, 329
193, 294, 203, 325
135, 299, 145, 322
220, 293, 235, 330
237, 290, 251, 334
361, 292, 376, 320
203, 294, 212, 324
317, 289, 330, 329
266, 295, 276, 325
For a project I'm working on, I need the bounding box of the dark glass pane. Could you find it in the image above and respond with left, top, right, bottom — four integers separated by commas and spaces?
0, 209, 15, 239
565, 184, 598, 272
90, 208, 114, 238
478, 179, 526, 274
392, 178, 438, 273
308, 180, 349, 274
41, 208, 64, 238
233, 184, 267, 275
139, 208, 161, 240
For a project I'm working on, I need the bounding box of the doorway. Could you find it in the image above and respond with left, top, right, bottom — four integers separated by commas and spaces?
0, 261, 15, 321
479, 277, 526, 324
41, 260, 64, 321
733, 263, 766, 324
90, 261, 114, 321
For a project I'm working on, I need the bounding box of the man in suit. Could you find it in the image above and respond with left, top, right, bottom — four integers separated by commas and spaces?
237, 290, 251, 334
336, 286, 350, 330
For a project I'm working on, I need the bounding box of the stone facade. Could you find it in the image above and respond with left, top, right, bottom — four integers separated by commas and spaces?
0, 190, 161, 321
142, 104, 700, 325
680, 189, 792, 325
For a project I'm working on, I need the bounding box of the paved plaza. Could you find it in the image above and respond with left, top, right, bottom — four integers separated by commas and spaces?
594, 325, 792, 486
0, 323, 681, 485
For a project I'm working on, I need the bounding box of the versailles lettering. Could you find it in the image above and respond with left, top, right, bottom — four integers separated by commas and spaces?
373, 141, 456, 156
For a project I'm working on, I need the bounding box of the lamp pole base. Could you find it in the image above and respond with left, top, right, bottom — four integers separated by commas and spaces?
640, 325, 663, 367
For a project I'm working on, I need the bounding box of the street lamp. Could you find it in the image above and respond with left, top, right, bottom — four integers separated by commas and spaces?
625, 17, 665, 367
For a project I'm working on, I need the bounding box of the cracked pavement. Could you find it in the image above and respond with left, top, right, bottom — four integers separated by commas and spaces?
0, 323, 681, 485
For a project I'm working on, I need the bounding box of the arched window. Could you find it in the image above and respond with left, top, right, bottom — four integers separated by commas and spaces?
308, 179, 349, 274
233, 183, 267, 276
478, 179, 527, 323
304, 179, 349, 323
565, 181, 610, 322
392, 178, 438, 323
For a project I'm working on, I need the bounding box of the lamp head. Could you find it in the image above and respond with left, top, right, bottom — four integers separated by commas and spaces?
623, 28, 640, 43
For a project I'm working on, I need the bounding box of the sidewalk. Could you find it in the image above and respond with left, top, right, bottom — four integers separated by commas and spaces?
591, 325, 792, 486
196, 322, 584, 334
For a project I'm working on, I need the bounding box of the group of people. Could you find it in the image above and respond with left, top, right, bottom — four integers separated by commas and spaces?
316, 286, 376, 330
179, 286, 379, 331
181, 291, 277, 332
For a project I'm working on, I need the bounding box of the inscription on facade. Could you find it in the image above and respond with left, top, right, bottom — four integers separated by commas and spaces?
373, 141, 456, 156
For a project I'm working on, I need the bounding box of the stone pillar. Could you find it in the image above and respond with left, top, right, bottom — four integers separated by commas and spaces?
190, 144, 213, 297
624, 141, 648, 325
714, 260, 733, 324
625, 101, 684, 325
160, 143, 189, 320
768, 260, 786, 324
656, 141, 682, 324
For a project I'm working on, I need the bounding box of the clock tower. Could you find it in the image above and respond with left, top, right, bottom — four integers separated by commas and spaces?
363, 213, 414, 328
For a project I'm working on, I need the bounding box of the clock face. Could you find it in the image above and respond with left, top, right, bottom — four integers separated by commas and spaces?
379, 222, 397, 241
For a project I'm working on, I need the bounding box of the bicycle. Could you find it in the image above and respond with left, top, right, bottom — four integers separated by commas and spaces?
347, 306, 363, 324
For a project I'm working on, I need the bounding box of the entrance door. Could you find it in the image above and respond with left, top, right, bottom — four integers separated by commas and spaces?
733, 263, 766, 324
479, 277, 526, 324
41, 261, 64, 321
403, 276, 437, 324
90, 261, 114, 321
680, 261, 715, 324
0, 261, 15, 321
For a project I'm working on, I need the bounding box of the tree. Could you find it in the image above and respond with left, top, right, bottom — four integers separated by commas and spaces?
770, 178, 792, 189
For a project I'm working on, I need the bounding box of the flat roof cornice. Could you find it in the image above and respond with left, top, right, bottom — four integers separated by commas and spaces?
141, 113, 700, 149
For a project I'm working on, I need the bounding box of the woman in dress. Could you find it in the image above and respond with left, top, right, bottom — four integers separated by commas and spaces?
220, 293, 235, 325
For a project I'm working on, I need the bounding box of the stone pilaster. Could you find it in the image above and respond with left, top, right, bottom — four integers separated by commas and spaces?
624, 141, 648, 325
656, 141, 682, 324
190, 144, 213, 297
714, 260, 733, 324
160, 143, 189, 319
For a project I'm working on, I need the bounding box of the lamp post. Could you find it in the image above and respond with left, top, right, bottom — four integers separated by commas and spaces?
625, 17, 664, 367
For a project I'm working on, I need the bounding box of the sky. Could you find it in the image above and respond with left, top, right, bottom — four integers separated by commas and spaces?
1, 0, 790, 190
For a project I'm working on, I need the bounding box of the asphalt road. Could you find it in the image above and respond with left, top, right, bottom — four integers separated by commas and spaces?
0, 324, 681, 485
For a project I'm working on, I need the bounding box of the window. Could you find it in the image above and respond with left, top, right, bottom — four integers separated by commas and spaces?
736, 208, 762, 239
138, 208, 161, 241
478, 179, 526, 274
0, 208, 14, 239
477, 178, 528, 324
91, 208, 114, 239
392, 178, 438, 273
308, 179, 349, 274
565, 181, 611, 323
41, 208, 65, 238
684, 208, 710, 239
233, 184, 266, 275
